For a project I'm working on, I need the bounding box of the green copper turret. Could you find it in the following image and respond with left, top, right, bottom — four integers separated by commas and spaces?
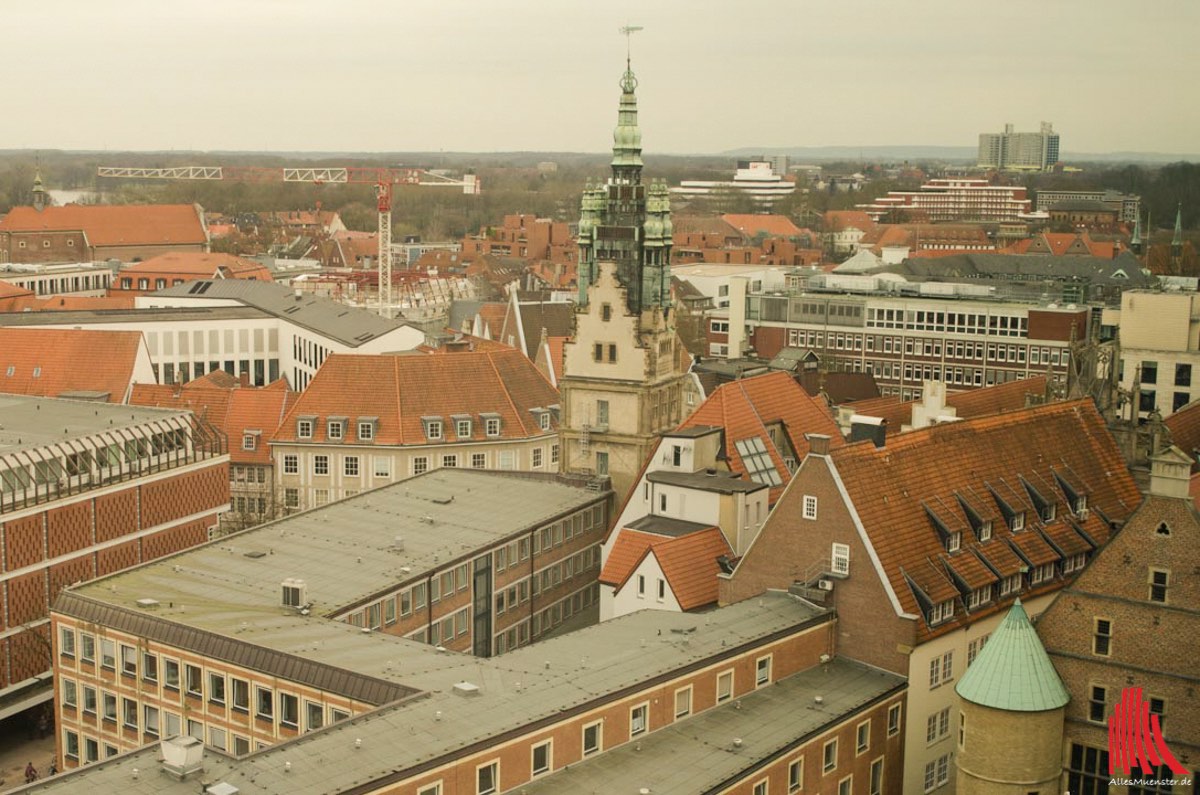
576, 58, 672, 313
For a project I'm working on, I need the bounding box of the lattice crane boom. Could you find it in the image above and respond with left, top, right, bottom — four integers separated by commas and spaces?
97, 164, 481, 317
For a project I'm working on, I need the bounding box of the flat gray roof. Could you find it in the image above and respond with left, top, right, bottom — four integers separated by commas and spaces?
519, 658, 904, 794
0, 306, 268, 326
627, 514, 716, 538
0, 394, 189, 456
37, 593, 831, 795
648, 469, 767, 494
68, 469, 603, 629
151, 280, 417, 346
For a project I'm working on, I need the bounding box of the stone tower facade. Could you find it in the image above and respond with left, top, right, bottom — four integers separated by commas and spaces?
955, 600, 1068, 795
561, 59, 688, 501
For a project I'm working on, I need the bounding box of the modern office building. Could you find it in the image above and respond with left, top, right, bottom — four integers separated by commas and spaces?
856, 179, 1037, 223
977, 123, 1061, 171
671, 160, 798, 207
0, 395, 227, 720
0, 279, 425, 391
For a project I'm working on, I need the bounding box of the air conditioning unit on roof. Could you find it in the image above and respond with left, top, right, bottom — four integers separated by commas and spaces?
817, 579, 834, 591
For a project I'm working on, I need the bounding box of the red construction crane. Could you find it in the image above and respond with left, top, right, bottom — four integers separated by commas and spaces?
96, 165, 481, 317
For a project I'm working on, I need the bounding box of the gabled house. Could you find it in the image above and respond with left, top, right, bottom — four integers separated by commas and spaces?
271, 348, 561, 512
599, 371, 844, 621
720, 399, 1142, 794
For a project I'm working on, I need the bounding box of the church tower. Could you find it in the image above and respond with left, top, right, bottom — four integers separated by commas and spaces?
32, 167, 48, 212
561, 54, 688, 501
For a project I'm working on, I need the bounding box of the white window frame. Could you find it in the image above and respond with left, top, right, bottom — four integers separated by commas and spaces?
756, 654, 773, 687
475, 760, 500, 795
630, 701, 649, 736
530, 739, 552, 777
802, 495, 818, 520
831, 543, 850, 576
581, 720, 602, 756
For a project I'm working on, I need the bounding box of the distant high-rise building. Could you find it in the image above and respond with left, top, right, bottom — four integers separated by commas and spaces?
978, 122, 1061, 171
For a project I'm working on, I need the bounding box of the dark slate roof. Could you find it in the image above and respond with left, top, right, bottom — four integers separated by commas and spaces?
151, 279, 418, 346
517, 301, 575, 359
647, 469, 768, 494
883, 252, 1152, 286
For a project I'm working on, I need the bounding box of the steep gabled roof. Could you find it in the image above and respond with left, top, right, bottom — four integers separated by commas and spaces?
819, 399, 1141, 642
0, 203, 207, 246
0, 328, 145, 403
600, 526, 732, 611
955, 600, 1069, 711
679, 371, 843, 502
272, 349, 558, 446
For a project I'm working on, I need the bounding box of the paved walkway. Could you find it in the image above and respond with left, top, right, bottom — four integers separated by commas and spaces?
0, 714, 56, 793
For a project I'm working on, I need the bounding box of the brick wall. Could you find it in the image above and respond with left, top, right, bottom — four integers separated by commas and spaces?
721, 455, 916, 674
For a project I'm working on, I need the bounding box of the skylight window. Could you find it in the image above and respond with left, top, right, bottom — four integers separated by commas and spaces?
735, 437, 782, 487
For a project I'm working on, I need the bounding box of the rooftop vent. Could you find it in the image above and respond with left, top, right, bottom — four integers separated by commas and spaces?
135, 598, 160, 609
244, 550, 267, 559
206, 784, 240, 795
392, 536, 405, 551
432, 496, 453, 505
452, 681, 481, 697
282, 578, 307, 608
160, 735, 204, 780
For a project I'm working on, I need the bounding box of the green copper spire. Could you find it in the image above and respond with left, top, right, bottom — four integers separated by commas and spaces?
955, 599, 1069, 712
32, 165, 47, 212
611, 59, 644, 172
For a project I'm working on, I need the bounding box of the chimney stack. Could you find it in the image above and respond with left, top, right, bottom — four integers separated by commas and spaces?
805, 433, 832, 456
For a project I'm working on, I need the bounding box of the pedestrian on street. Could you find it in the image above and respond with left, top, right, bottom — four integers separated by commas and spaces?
24, 762, 38, 783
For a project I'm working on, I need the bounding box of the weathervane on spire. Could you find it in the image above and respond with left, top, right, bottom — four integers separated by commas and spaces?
619, 25, 642, 91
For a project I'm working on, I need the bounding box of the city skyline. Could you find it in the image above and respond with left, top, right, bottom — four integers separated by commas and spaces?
5, 0, 1199, 156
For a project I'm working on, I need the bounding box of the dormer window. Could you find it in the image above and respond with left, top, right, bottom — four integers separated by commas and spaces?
539, 412, 551, 431
297, 417, 315, 439
422, 417, 444, 441
1030, 562, 1055, 585
242, 431, 260, 452
998, 574, 1020, 596
929, 600, 955, 625
947, 532, 961, 553
1010, 512, 1025, 532
453, 416, 472, 439
1074, 495, 1088, 515
1040, 504, 1056, 522
979, 520, 992, 542
482, 413, 502, 437
357, 418, 377, 441
967, 586, 992, 610
327, 419, 345, 440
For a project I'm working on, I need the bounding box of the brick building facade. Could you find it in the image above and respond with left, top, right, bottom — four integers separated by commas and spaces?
0, 396, 227, 719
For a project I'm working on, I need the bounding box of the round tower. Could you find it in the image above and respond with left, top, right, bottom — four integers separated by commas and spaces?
954, 599, 1068, 795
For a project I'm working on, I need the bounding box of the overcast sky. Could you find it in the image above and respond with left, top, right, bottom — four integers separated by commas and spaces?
7, 0, 1198, 155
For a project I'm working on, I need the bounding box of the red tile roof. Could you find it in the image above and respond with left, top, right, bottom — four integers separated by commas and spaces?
272, 349, 559, 446
600, 527, 732, 610
0, 204, 207, 246
0, 328, 146, 402
851, 377, 1050, 430
999, 232, 1115, 258
818, 399, 1142, 642
4, 294, 138, 312
680, 371, 844, 502
823, 211, 877, 233
121, 252, 273, 281
0, 280, 35, 312
721, 214, 803, 238
1165, 399, 1200, 466
130, 378, 297, 465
